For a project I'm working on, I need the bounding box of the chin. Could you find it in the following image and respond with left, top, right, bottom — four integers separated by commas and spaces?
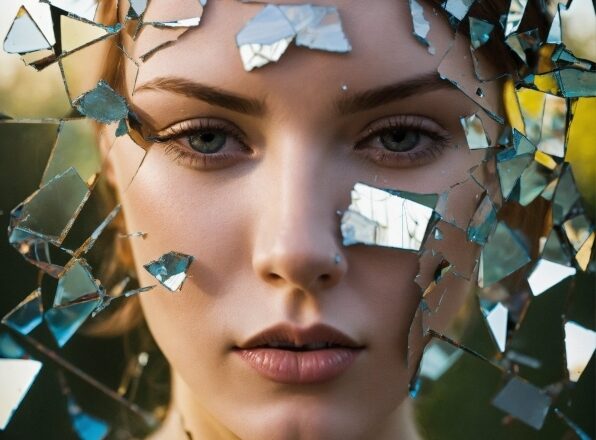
223, 397, 399, 440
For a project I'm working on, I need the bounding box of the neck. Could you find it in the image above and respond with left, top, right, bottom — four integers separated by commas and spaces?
151, 371, 421, 440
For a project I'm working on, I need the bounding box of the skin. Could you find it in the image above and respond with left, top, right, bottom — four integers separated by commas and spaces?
102, 0, 503, 438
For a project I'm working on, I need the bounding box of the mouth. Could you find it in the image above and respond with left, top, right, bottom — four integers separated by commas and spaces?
234, 323, 365, 384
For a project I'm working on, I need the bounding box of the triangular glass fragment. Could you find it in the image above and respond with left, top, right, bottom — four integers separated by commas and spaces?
563, 215, 593, 252
1, 289, 43, 335
504, 0, 529, 36
527, 259, 576, 296
469, 16, 494, 49
60, 15, 110, 53
144, 252, 194, 292
68, 396, 110, 440
45, 297, 101, 347
518, 160, 551, 206
564, 321, 596, 382
552, 165, 580, 225
482, 302, 508, 352
491, 375, 551, 430
575, 232, 594, 271
467, 194, 497, 245
54, 259, 102, 307
478, 222, 530, 287
0, 331, 27, 359
46, 0, 100, 21
3, 6, 52, 54
0, 359, 43, 430
541, 228, 572, 265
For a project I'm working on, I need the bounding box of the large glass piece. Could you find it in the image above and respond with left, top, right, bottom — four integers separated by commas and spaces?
45, 297, 102, 347
478, 222, 531, 288
0, 359, 43, 430
341, 182, 437, 252
491, 376, 551, 429
54, 259, 103, 307
143, 251, 195, 292
236, 4, 351, 71
564, 321, 596, 382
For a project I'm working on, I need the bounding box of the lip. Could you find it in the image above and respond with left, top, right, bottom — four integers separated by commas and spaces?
234, 323, 365, 384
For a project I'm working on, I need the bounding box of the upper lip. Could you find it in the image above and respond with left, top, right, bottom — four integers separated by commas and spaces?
235, 323, 364, 349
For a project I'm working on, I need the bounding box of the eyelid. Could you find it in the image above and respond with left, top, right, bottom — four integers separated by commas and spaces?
152, 118, 248, 145
355, 114, 451, 145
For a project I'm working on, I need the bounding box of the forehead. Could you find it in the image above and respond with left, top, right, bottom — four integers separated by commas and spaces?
125, 0, 455, 94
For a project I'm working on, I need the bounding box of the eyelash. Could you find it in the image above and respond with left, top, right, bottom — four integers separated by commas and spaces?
152, 116, 452, 170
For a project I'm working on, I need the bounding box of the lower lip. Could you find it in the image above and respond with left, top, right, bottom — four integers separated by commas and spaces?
235, 348, 362, 384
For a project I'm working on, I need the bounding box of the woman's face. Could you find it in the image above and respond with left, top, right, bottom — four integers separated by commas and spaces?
107, 0, 501, 438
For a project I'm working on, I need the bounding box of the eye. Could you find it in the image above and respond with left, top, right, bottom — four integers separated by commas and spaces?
151, 119, 252, 170
355, 116, 451, 168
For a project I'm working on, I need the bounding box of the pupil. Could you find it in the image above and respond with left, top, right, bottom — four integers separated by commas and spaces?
189, 131, 226, 154
380, 129, 419, 152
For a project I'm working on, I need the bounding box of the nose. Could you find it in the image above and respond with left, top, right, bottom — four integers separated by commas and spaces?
251, 140, 347, 293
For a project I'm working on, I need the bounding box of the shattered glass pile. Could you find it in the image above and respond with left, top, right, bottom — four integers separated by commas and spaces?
0, 0, 594, 438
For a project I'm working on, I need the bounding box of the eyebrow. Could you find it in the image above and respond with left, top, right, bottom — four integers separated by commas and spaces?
135, 72, 454, 117
335, 72, 455, 115
135, 77, 267, 117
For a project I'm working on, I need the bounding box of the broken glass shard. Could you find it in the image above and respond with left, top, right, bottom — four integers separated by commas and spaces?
478, 222, 531, 288
68, 396, 110, 440
575, 232, 594, 271
144, 252, 194, 292
442, 0, 475, 22
73, 205, 122, 257
546, 4, 564, 44
341, 183, 437, 252
517, 160, 551, 206
41, 118, 102, 186
73, 80, 129, 124
563, 215, 593, 252
564, 321, 596, 382
129, 0, 148, 17
0, 359, 43, 430
408, 0, 433, 53
3, 7, 52, 54
45, 0, 100, 22
54, 259, 103, 307
1, 289, 43, 335
0, 332, 27, 360
45, 297, 102, 347
539, 94, 567, 158
467, 194, 497, 245
491, 375, 551, 430
236, 4, 350, 71
481, 301, 508, 352
469, 17, 494, 49
505, 29, 540, 64
552, 165, 580, 225
60, 15, 120, 56
460, 113, 491, 149
419, 338, 463, 381
527, 258, 576, 296
504, 0, 529, 36
541, 228, 571, 265
556, 69, 596, 98
9, 167, 90, 247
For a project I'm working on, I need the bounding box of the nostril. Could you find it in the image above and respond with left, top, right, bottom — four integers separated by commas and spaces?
319, 274, 331, 283
268, 273, 282, 281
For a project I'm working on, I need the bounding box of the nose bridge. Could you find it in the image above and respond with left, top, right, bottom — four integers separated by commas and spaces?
252, 133, 346, 292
